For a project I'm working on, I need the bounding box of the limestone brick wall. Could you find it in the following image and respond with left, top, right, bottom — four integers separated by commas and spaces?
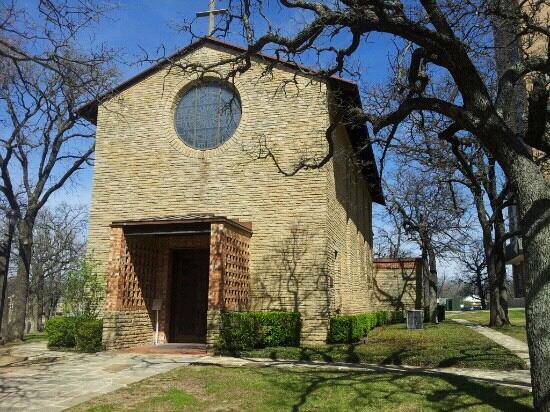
87, 43, 333, 344
326, 125, 374, 317
372, 258, 421, 311
102, 310, 153, 350
206, 310, 221, 347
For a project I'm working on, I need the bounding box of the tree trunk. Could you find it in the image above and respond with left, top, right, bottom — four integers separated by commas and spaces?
427, 245, 438, 323
494, 220, 510, 325
420, 244, 430, 318
488, 157, 511, 325
0, 211, 17, 339
481, 225, 508, 327
420, 237, 438, 323
8, 217, 34, 340
475, 270, 487, 310
511, 157, 550, 411
33, 267, 44, 332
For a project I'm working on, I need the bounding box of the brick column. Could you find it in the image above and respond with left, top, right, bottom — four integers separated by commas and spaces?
105, 227, 126, 311
209, 223, 225, 310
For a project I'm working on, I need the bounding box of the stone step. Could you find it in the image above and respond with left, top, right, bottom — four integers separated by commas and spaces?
155, 343, 208, 350
115, 343, 209, 355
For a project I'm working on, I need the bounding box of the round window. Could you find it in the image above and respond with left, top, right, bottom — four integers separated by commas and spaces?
174, 81, 242, 150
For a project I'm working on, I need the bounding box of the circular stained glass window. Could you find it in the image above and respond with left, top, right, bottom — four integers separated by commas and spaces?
174, 81, 242, 150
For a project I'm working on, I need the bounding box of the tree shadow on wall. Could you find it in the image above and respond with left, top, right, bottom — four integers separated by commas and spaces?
372, 266, 417, 312
253, 224, 332, 342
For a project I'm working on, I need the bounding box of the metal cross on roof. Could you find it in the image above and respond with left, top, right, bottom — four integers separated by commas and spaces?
196, 0, 228, 37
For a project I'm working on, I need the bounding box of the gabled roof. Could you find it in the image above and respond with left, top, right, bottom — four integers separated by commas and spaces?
77, 37, 384, 204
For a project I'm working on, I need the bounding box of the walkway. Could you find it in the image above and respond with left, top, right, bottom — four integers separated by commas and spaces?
0, 342, 211, 411
0, 341, 532, 411
452, 318, 531, 368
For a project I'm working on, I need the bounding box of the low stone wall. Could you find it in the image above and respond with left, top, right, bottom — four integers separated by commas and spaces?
372, 258, 421, 311
102, 310, 154, 350
300, 316, 330, 344
206, 310, 221, 347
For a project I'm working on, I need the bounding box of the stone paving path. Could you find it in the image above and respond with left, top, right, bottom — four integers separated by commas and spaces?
0, 341, 532, 411
451, 318, 531, 368
0, 342, 209, 411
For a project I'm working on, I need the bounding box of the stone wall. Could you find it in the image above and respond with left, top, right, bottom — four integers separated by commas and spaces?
372, 258, 421, 311
327, 125, 374, 317
102, 310, 153, 350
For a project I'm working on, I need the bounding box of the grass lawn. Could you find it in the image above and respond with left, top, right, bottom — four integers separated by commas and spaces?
69, 364, 533, 411
0, 332, 46, 348
219, 321, 526, 370
447, 309, 527, 342
23, 332, 47, 343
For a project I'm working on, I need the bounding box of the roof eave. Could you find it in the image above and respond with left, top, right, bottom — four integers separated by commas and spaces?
345, 124, 385, 205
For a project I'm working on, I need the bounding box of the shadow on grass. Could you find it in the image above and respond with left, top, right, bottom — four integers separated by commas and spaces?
67, 361, 533, 412
226, 345, 361, 364
220, 342, 525, 370
251, 365, 533, 412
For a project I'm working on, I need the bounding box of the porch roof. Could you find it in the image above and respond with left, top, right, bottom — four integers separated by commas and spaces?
110, 214, 253, 236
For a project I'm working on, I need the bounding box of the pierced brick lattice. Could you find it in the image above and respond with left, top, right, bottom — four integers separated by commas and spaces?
221, 226, 251, 311
108, 233, 159, 311
120, 237, 159, 309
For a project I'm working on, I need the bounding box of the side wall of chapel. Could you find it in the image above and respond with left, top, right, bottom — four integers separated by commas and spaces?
326, 125, 374, 316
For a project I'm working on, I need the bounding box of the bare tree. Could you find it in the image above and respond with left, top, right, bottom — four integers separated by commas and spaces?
28, 203, 86, 332
173, 2, 550, 405
0, 205, 16, 336
0, 0, 117, 340
384, 167, 470, 322
373, 213, 407, 258
441, 138, 512, 326
456, 239, 489, 310
390, 123, 513, 326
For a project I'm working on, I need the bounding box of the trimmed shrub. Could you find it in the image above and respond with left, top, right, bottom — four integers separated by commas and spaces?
328, 310, 404, 344
255, 312, 301, 347
75, 319, 103, 352
218, 311, 301, 350
218, 312, 258, 350
44, 316, 83, 348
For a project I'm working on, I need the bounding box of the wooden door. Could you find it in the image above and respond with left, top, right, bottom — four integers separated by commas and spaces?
170, 249, 210, 343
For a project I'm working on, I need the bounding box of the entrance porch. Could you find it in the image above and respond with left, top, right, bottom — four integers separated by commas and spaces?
102, 215, 252, 350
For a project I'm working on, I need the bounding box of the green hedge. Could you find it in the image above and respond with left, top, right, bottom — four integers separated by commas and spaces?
328, 310, 404, 344
45, 316, 103, 352
44, 316, 83, 348
75, 319, 103, 352
218, 311, 301, 350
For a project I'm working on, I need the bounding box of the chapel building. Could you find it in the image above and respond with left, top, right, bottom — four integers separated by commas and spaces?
79, 38, 415, 349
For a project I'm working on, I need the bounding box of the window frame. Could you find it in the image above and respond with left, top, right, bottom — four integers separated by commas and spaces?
173, 80, 242, 150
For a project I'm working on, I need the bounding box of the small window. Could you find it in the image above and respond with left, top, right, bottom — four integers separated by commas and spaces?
174, 81, 241, 150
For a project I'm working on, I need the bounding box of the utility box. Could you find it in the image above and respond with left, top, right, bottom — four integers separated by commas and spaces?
406, 309, 424, 329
